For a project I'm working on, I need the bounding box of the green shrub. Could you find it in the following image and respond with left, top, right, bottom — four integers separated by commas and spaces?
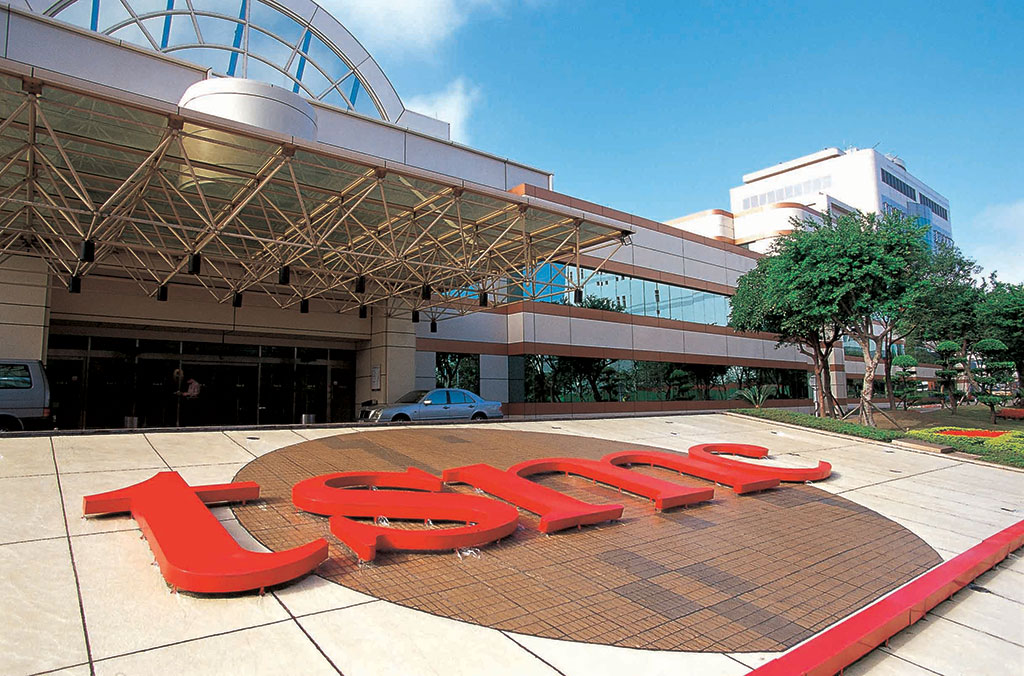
907, 427, 1024, 468
730, 408, 904, 441
734, 384, 776, 408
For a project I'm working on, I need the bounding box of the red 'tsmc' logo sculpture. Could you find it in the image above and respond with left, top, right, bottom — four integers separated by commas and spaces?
83, 443, 830, 594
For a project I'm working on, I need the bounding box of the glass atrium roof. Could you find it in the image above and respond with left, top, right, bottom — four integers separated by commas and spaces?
35, 0, 398, 121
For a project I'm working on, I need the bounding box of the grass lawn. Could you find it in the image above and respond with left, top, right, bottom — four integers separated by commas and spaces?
732, 404, 1024, 469
874, 404, 1024, 433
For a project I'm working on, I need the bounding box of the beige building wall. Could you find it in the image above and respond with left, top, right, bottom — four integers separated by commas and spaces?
0, 255, 50, 361
355, 313, 417, 408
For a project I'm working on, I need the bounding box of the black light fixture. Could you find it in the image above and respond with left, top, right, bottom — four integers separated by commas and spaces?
421, 283, 432, 300
232, 291, 243, 308
429, 319, 438, 333
78, 239, 95, 263
574, 288, 584, 304
358, 304, 368, 319
187, 252, 202, 275
354, 274, 366, 294
479, 291, 488, 307
299, 298, 309, 314
67, 274, 81, 293
411, 309, 420, 324
277, 265, 290, 285
156, 284, 168, 302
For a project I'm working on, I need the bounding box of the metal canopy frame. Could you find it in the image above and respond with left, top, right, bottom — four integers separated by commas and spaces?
0, 70, 628, 322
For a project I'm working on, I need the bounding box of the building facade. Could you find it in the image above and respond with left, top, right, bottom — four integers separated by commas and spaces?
668, 147, 953, 253
0, 2, 937, 429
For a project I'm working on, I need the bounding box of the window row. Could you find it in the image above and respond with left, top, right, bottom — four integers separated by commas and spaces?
881, 168, 917, 201
740, 175, 832, 211
509, 356, 809, 404
919, 193, 949, 221
842, 335, 905, 359
530, 264, 732, 327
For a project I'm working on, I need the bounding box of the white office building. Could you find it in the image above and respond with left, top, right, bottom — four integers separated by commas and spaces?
669, 147, 953, 254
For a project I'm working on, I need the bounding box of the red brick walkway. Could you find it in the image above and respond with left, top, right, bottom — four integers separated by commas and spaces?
233, 429, 940, 652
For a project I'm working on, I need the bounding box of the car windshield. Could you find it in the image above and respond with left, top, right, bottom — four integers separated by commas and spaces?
395, 390, 428, 404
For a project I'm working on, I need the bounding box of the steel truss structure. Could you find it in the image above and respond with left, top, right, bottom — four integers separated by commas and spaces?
0, 70, 628, 323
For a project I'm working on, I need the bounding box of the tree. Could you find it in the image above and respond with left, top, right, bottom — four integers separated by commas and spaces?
906, 243, 985, 402
578, 295, 626, 313
778, 211, 932, 426
735, 384, 776, 408
667, 368, 695, 401
435, 353, 480, 391
933, 340, 964, 415
972, 338, 1015, 424
558, 356, 613, 402
729, 254, 843, 417
979, 280, 1024, 390
689, 364, 730, 400
891, 354, 922, 410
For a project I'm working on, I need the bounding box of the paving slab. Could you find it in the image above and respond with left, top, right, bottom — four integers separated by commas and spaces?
877, 614, 1023, 675
146, 431, 255, 467
0, 538, 89, 676
71, 529, 290, 660
931, 587, 1024, 645
53, 433, 166, 474
92, 620, 338, 676
510, 634, 750, 676
0, 473, 66, 545
300, 601, 559, 676
0, 435, 55, 477
222, 429, 307, 456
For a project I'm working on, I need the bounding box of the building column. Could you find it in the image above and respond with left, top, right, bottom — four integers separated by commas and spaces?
0, 255, 51, 361
415, 350, 436, 391
479, 354, 509, 403
355, 312, 416, 411
830, 348, 848, 402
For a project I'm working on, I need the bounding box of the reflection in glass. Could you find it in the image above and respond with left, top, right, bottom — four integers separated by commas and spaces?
512, 355, 809, 404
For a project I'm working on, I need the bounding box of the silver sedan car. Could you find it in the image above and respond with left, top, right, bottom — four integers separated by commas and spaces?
360, 388, 503, 423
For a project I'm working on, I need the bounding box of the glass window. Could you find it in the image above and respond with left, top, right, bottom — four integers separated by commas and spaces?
250, 1, 306, 44
0, 364, 32, 389
448, 390, 469, 404
246, 26, 295, 67
396, 390, 428, 404
49, 334, 89, 350
304, 34, 351, 82
425, 390, 449, 405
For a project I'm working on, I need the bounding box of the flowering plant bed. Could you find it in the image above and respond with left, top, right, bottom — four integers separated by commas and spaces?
997, 408, 1024, 420
907, 427, 1024, 468
937, 429, 1008, 438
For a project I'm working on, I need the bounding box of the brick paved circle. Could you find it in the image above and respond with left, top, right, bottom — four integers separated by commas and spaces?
232, 428, 941, 652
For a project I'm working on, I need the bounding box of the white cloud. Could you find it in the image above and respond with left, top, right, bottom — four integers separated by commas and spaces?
320, 0, 502, 57
961, 199, 1024, 284
406, 77, 481, 144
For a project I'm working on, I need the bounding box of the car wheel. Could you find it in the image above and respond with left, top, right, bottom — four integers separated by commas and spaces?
471, 412, 487, 421
0, 416, 22, 432
391, 413, 411, 423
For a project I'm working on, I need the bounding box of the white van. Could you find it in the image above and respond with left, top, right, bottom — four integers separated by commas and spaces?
0, 359, 51, 431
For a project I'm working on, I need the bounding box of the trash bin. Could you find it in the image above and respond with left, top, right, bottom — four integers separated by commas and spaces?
301, 413, 316, 425
124, 416, 139, 429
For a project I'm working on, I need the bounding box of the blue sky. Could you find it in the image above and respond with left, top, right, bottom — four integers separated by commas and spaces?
326, 1, 1023, 282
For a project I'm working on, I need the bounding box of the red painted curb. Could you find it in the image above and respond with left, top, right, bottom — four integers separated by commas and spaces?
747, 518, 1024, 676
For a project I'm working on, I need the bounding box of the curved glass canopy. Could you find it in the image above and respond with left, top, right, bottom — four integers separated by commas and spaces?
35, 0, 402, 121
